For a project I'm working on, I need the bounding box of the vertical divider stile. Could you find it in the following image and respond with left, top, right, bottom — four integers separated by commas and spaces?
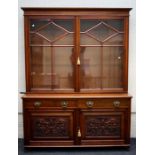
101, 44, 103, 89
75, 17, 80, 92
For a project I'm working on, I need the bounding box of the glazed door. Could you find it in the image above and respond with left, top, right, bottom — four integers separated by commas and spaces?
80, 109, 127, 146
27, 16, 128, 93
79, 18, 126, 92
29, 17, 75, 92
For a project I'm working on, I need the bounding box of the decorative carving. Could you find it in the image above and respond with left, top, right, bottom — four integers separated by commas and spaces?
32, 117, 70, 138
85, 116, 121, 137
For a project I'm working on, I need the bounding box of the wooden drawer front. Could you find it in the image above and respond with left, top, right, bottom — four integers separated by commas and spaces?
24, 110, 75, 146
23, 99, 77, 109
79, 98, 130, 109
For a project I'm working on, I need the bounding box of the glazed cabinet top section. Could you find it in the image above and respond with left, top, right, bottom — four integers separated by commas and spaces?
23, 8, 131, 93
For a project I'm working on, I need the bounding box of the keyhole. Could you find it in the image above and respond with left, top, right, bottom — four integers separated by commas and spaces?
118, 56, 121, 60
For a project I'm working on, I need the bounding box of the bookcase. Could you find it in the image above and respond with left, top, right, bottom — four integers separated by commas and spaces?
22, 8, 132, 148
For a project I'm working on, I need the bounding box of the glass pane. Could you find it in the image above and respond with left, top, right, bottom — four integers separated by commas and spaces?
53, 47, 74, 89
30, 19, 50, 31
38, 24, 66, 42
30, 19, 74, 45
80, 20, 100, 32
54, 34, 73, 45
88, 23, 116, 42
80, 47, 123, 90
80, 47, 102, 89
80, 19, 124, 91
31, 47, 52, 89
53, 19, 74, 32
102, 47, 123, 88
103, 34, 124, 45
30, 47, 74, 90
80, 34, 100, 45
30, 33, 51, 45
104, 19, 124, 31
80, 19, 124, 44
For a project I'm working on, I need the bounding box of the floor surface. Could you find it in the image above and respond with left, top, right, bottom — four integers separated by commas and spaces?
18, 139, 136, 155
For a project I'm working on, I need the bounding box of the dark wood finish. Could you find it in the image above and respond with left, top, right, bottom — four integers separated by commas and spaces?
23, 96, 131, 147
23, 101, 75, 146
123, 17, 129, 92
24, 16, 31, 92
80, 103, 130, 146
75, 17, 80, 92
22, 93, 132, 99
22, 8, 132, 148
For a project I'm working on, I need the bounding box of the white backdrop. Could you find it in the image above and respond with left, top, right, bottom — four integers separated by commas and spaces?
18, 0, 136, 138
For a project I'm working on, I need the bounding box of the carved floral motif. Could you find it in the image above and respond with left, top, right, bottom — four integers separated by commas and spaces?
32, 117, 69, 137
85, 116, 121, 137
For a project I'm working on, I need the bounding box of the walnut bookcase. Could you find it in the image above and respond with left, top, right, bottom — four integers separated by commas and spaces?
22, 8, 132, 148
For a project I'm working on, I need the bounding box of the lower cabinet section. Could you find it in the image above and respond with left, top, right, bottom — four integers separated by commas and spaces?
23, 95, 131, 147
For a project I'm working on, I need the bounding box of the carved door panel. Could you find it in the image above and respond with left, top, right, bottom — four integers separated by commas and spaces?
24, 109, 75, 146
80, 109, 127, 145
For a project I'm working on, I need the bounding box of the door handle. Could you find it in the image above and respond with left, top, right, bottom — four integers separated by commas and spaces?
77, 128, 81, 137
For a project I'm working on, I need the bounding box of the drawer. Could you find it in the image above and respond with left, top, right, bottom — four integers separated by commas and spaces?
23, 99, 77, 109
78, 98, 130, 109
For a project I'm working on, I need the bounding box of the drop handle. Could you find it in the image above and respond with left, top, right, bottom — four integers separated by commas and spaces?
61, 101, 68, 108
77, 57, 80, 65
113, 101, 120, 107
34, 101, 42, 107
77, 128, 81, 137
86, 101, 94, 108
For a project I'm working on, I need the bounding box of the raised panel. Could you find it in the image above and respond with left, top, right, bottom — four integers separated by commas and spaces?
80, 111, 124, 139
31, 114, 72, 139
24, 109, 75, 146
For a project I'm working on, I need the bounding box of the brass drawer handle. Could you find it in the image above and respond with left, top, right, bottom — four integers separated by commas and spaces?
34, 101, 42, 107
86, 101, 94, 108
113, 101, 120, 107
61, 101, 68, 108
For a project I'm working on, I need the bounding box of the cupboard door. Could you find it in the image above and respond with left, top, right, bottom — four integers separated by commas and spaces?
80, 109, 129, 146
29, 18, 75, 92
24, 109, 75, 146
80, 19, 125, 92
